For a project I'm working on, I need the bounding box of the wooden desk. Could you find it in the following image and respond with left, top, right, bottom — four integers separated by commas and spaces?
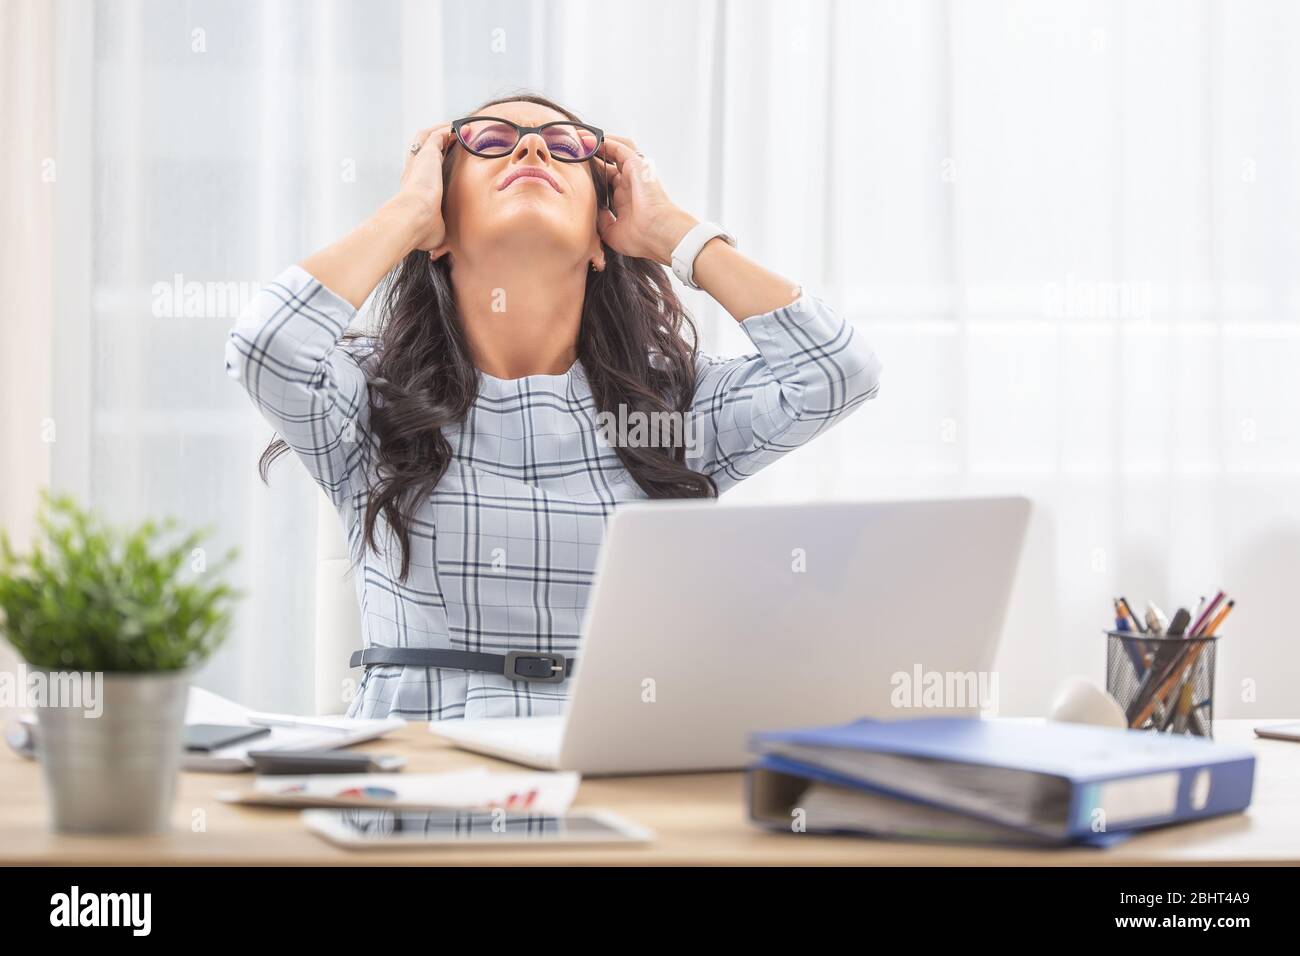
2, 719, 1298, 865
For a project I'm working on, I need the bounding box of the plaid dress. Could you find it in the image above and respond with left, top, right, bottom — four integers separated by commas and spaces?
226, 265, 882, 720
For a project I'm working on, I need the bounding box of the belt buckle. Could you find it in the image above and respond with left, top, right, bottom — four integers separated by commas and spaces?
503, 651, 567, 684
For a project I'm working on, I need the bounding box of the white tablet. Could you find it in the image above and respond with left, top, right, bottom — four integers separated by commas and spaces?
303, 807, 654, 849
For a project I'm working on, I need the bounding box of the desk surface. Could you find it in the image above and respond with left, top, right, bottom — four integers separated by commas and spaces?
3, 719, 1299, 865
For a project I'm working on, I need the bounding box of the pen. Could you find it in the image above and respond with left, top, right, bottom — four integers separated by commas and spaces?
1119, 596, 1152, 664
1114, 599, 1149, 677
1114, 598, 1132, 632
1166, 607, 1191, 637
1119, 597, 1145, 633
1117, 597, 1143, 633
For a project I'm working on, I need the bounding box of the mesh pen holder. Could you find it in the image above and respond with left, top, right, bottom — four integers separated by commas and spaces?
1105, 630, 1219, 738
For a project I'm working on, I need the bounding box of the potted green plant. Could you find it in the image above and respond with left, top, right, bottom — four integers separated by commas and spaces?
0, 492, 238, 834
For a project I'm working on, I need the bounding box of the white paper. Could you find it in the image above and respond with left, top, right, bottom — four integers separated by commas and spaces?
220, 769, 582, 815
183, 687, 406, 772
185, 685, 254, 725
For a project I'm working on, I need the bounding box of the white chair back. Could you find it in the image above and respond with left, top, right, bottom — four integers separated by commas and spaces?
314, 493, 362, 715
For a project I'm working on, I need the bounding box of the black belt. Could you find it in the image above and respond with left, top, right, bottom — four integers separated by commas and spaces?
348, 647, 572, 684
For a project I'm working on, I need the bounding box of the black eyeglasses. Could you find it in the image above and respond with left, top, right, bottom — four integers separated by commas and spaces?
451, 116, 605, 163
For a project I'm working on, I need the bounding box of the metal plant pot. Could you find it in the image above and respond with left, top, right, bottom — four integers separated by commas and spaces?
34, 669, 190, 834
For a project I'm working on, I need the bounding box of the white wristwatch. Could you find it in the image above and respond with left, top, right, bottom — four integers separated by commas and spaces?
670, 221, 737, 290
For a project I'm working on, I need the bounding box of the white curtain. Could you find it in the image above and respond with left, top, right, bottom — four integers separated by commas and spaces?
0, 0, 56, 727
52, 0, 1300, 717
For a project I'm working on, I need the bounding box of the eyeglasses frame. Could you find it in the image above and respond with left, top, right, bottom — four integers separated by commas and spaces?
450, 115, 611, 210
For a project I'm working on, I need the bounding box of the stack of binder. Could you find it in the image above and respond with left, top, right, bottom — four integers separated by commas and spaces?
747, 717, 1255, 847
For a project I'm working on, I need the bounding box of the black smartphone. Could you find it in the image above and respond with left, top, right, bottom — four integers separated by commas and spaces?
183, 723, 271, 752
248, 749, 407, 774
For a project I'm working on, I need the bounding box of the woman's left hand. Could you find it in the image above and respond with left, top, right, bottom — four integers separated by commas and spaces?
596, 136, 699, 266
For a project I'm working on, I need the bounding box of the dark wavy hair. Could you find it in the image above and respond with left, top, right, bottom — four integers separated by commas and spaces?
261, 92, 716, 579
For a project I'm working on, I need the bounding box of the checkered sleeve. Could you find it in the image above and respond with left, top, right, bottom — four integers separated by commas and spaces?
224, 264, 371, 506
688, 288, 882, 493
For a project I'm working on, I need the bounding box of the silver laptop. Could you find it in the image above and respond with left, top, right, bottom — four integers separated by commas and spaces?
432, 496, 1031, 775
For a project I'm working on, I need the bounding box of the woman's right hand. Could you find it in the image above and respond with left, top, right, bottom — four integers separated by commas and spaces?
299, 123, 455, 308
396, 123, 454, 252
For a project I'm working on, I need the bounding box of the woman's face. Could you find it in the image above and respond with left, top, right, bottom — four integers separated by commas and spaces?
439, 101, 602, 267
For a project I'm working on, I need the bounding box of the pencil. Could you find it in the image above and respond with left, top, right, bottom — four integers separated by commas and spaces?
1203, 599, 1235, 637
1189, 590, 1225, 637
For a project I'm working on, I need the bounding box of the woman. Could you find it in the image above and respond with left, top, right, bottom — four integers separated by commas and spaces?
226, 93, 882, 721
